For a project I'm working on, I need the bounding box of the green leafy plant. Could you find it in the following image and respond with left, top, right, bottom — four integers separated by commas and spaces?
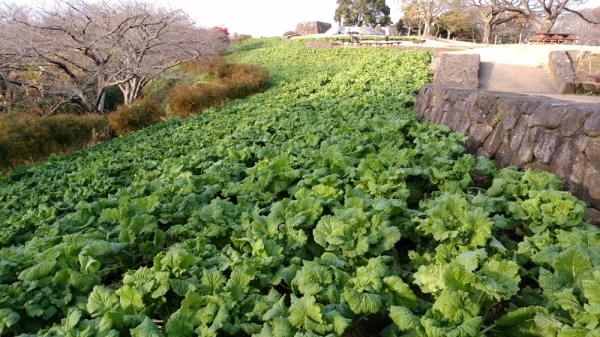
0, 38, 595, 337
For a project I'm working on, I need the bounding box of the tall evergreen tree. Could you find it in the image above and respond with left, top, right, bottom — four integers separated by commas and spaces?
334, 0, 392, 27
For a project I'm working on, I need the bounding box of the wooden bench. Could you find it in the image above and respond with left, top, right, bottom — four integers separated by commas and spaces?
533, 32, 576, 44
348, 32, 361, 43
413, 39, 426, 44
587, 75, 600, 83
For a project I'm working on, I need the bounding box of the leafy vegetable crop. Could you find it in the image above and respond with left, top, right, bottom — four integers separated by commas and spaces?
0, 38, 597, 336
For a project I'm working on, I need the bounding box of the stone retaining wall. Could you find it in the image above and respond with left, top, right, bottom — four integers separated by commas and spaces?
549, 50, 600, 94
415, 85, 600, 209
432, 54, 480, 89
295, 21, 332, 35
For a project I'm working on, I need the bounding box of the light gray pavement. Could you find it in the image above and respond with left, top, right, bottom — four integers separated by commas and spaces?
479, 62, 556, 94
442, 43, 600, 104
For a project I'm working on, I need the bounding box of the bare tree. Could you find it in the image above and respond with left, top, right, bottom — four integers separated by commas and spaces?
466, 0, 520, 43
398, 0, 449, 36
399, 1, 424, 35
0, 0, 229, 114
497, 0, 591, 32
436, 10, 472, 39
555, 7, 600, 45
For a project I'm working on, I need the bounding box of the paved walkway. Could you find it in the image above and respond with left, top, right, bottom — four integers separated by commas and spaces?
443, 43, 600, 104
479, 63, 556, 94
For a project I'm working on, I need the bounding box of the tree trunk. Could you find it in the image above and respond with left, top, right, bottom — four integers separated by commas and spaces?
526, 16, 553, 33
482, 20, 493, 44
76, 91, 97, 113
119, 77, 145, 107
423, 22, 431, 36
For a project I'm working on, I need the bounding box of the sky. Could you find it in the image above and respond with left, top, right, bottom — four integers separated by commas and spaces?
167, 0, 403, 37
5, 0, 599, 37
5, 0, 402, 37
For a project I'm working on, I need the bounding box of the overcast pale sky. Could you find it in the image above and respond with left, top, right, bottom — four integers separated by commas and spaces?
6, 0, 402, 37
168, 0, 404, 37
6, 0, 599, 37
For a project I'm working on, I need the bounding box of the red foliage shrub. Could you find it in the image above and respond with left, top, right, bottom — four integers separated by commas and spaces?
212, 26, 230, 37
107, 96, 164, 136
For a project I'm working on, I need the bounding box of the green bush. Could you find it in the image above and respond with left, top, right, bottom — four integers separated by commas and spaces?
0, 113, 108, 172
107, 96, 165, 136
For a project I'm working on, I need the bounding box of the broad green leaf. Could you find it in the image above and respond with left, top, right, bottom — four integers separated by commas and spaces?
289, 295, 324, 327
344, 287, 382, 314
442, 263, 476, 293
429, 290, 480, 325
0, 308, 20, 334
78, 254, 101, 274
155, 247, 196, 277
552, 288, 583, 312
271, 317, 293, 336
130, 316, 164, 337
389, 306, 420, 331
414, 264, 445, 294
421, 315, 483, 337
383, 276, 417, 309
65, 308, 82, 330
534, 313, 564, 336
87, 286, 119, 318
539, 267, 563, 293
553, 246, 592, 284
263, 294, 288, 321
474, 259, 520, 301
18, 261, 56, 281
166, 310, 194, 337
116, 285, 145, 313
70, 270, 101, 293
199, 270, 226, 295
255, 318, 293, 337
170, 278, 198, 297
323, 305, 352, 335
313, 215, 346, 249
495, 306, 550, 328
583, 270, 600, 310
456, 249, 487, 272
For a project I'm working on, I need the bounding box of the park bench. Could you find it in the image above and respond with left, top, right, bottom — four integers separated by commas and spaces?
348, 31, 361, 43
587, 75, 600, 83
533, 32, 577, 44
413, 39, 426, 44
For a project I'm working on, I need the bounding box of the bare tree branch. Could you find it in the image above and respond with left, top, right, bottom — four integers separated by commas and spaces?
563, 7, 600, 24
0, 0, 229, 113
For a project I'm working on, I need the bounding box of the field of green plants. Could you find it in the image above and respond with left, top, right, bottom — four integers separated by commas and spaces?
0, 38, 598, 336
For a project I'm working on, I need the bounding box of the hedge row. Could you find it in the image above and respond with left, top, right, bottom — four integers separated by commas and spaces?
0, 113, 109, 173
108, 59, 270, 135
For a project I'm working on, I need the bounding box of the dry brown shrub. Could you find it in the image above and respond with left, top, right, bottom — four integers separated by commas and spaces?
166, 62, 269, 118
107, 96, 165, 136
0, 113, 108, 172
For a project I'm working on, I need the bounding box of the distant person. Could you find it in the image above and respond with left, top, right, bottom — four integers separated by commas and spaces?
385, 26, 390, 41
